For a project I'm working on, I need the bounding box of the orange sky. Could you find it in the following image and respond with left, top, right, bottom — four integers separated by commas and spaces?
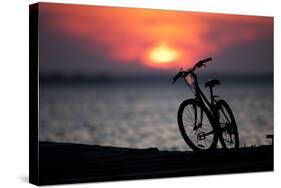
39, 3, 273, 73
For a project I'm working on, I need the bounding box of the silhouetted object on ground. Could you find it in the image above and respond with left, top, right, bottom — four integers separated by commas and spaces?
266, 134, 274, 145
39, 141, 273, 185
173, 57, 239, 151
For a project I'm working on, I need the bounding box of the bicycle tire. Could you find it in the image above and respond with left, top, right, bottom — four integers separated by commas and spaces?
177, 99, 218, 151
216, 100, 239, 149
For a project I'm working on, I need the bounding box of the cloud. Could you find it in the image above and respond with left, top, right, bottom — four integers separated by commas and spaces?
38, 3, 273, 74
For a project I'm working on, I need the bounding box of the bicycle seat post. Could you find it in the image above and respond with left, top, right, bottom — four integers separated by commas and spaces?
209, 87, 214, 104
205, 79, 220, 104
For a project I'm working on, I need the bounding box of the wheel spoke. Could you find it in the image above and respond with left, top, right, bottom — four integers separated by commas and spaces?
180, 101, 215, 150
217, 102, 238, 149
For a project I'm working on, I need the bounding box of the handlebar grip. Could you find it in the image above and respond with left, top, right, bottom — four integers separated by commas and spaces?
172, 71, 182, 84
199, 57, 212, 64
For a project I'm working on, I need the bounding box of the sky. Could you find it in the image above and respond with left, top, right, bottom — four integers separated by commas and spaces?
38, 3, 273, 76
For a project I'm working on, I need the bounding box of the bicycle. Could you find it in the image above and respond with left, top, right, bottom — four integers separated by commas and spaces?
172, 57, 239, 151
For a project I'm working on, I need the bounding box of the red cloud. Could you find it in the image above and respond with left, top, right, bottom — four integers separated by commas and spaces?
39, 3, 273, 69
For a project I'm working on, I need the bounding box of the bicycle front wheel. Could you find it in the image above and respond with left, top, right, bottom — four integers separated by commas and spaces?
216, 100, 239, 149
177, 99, 218, 151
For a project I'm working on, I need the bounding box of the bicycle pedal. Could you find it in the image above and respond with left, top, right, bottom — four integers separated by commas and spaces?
198, 132, 206, 140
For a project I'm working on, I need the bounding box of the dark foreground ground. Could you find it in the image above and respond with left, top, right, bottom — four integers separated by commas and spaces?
38, 141, 273, 185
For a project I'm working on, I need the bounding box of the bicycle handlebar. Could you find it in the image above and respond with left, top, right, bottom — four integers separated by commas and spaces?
172, 68, 183, 84
172, 57, 212, 84
192, 57, 212, 71
199, 57, 212, 64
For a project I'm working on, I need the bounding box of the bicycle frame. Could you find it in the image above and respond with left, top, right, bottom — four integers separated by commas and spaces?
183, 71, 222, 140
184, 72, 216, 112
185, 71, 236, 140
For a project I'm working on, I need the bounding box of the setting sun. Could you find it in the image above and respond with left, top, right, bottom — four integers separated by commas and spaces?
40, 3, 273, 72
148, 43, 180, 64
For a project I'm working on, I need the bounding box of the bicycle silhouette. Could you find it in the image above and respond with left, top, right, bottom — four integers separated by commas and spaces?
172, 57, 239, 151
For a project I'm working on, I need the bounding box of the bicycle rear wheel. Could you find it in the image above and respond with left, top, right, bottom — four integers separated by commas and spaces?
178, 99, 218, 151
216, 100, 239, 149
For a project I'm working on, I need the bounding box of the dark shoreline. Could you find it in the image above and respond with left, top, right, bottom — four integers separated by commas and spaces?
38, 141, 273, 185
39, 72, 273, 86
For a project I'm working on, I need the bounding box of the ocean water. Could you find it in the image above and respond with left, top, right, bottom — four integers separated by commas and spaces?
39, 82, 273, 151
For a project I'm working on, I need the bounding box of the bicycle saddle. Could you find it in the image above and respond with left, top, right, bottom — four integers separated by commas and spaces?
205, 79, 220, 88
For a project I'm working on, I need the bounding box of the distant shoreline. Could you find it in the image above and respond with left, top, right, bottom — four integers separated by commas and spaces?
38, 141, 273, 185
39, 72, 273, 86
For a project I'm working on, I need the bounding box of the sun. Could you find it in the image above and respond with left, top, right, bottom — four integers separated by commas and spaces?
148, 43, 180, 64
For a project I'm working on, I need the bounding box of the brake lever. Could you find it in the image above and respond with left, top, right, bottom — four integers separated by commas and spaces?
172, 68, 183, 84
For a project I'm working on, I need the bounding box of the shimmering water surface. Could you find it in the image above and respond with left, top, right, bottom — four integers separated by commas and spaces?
39, 82, 273, 151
